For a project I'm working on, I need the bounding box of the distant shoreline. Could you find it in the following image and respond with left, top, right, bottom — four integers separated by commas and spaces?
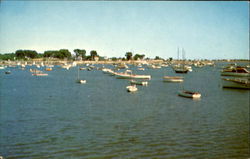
0, 59, 249, 65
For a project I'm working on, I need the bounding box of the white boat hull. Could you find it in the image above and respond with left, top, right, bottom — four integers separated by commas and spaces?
163, 76, 184, 82
126, 85, 138, 92
130, 80, 148, 86
116, 73, 151, 79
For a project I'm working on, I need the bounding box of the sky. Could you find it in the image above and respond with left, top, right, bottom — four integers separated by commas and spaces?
0, 1, 249, 59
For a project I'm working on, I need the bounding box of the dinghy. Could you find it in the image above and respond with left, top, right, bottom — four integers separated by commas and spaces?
178, 90, 201, 98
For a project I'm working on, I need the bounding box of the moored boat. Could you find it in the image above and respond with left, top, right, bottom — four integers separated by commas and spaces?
5, 71, 11, 74
32, 72, 48, 76
130, 80, 148, 86
178, 90, 201, 98
174, 67, 188, 73
126, 85, 138, 92
163, 76, 184, 82
116, 70, 151, 79
221, 67, 250, 77
76, 79, 87, 84
45, 67, 52, 71
221, 78, 250, 89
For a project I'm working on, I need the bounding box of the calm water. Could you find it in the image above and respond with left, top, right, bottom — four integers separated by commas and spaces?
0, 62, 249, 159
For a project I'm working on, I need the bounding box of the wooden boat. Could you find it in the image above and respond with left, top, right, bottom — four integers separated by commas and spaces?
178, 90, 201, 98
126, 85, 138, 92
221, 78, 250, 89
163, 76, 184, 82
130, 80, 148, 86
221, 67, 250, 77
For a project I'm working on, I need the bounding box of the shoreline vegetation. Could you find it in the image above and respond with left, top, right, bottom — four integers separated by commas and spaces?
0, 49, 249, 65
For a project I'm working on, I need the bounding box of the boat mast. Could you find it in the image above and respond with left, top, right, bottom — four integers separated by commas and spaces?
177, 47, 179, 61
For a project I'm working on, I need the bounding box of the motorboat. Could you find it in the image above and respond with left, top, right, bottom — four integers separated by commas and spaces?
163, 76, 184, 82
221, 66, 250, 77
116, 70, 151, 79
178, 90, 201, 98
221, 78, 250, 89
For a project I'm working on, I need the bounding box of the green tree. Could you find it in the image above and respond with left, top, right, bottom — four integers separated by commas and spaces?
90, 50, 98, 60
0, 53, 16, 60
111, 57, 117, 61
134, 54, 145, 60
74, 49, 86, 59
154, 56, 161, 60
125, 52, 133, 60
15, 50, 38, 59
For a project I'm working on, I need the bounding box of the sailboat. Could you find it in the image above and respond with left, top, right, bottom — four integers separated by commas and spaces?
173, 48, 188, 73
76, 65, 86, 84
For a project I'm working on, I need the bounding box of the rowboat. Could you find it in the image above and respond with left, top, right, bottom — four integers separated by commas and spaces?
130, 80, 148, 86
221, 78, 250, 89
163, 76, 184, 82
126, 85, 138, 92
178, 90, 201, 98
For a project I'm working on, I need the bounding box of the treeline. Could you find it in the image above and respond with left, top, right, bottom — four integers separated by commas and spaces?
0, 49, 166, 61
0, 49, 101, 61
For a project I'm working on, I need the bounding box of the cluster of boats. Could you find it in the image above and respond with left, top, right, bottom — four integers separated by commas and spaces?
102, 68, 150, 92
221, 65, 250, 89
101, 66, 201, 98
1, 61, 249, 97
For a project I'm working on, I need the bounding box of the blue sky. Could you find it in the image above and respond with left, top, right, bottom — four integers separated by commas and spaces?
0, 1, 249, 59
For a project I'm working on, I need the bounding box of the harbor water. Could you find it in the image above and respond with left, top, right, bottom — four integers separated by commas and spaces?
0, 62, 249, 159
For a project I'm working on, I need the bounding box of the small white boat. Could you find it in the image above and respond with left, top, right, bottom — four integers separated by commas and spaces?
76, 66, 86, 84
32, 72, 48, 76
126, 85, 138, 92
130, 80, 148, 86
178, 90, 201, 98
137, 68, 145, 71
163, 76, 184, 82
221, 78, 250, 89
76, 79, 86, 84
0, 66, 6, 69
